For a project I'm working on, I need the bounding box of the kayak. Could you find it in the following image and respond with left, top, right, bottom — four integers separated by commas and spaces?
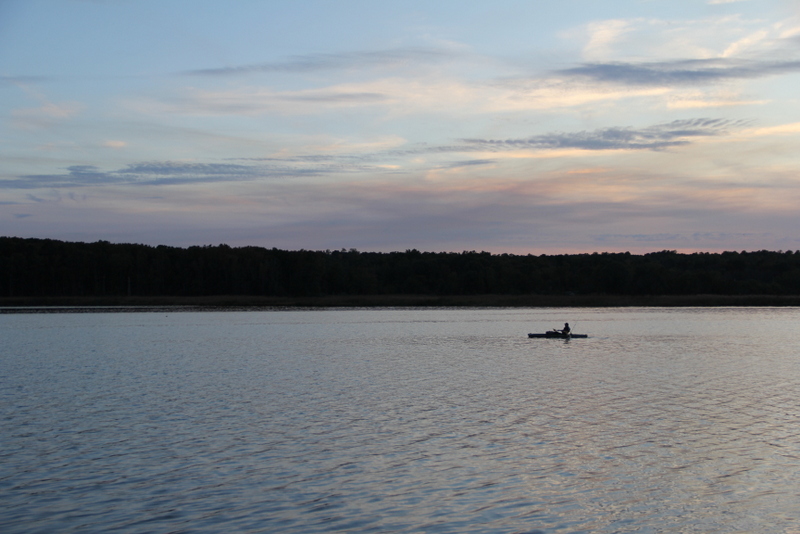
528, 332, 588, 338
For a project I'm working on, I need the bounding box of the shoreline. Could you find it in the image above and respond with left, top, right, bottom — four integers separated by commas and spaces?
3, 293, 800, 312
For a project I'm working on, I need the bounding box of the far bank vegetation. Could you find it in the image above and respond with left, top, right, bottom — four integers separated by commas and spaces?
3, 237, 800, 305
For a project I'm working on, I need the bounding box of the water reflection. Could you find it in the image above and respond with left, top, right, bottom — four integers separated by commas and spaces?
2, 308, 800, 533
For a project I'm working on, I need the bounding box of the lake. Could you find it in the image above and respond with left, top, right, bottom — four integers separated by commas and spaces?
2, 307, 800, 533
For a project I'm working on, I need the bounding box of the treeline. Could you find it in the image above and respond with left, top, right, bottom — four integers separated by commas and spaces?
3, 236, 800, 298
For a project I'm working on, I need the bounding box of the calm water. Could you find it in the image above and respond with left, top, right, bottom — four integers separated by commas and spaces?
2, 307, 800, 533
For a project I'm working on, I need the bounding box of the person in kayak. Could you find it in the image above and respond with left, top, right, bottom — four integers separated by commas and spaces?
561, 323, 571, 335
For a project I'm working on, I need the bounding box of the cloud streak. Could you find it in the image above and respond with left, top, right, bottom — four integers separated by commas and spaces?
1, 158, 400, 190
1, 117, 751, 191
457, 118, 747, 152
185, 48, 462, 76
2, 163, 268, 189
559, 58, 800, 86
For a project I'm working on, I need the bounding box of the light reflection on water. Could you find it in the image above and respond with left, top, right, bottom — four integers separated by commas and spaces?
2, 307, 800, 533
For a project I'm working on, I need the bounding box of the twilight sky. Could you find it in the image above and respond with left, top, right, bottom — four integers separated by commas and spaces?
3, 0, 800, 253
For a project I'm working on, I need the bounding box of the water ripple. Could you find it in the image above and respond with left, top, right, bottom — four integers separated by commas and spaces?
2, 308, 800, 532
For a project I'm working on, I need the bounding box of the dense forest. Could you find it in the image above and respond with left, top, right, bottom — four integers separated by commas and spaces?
3, 236, 800, 299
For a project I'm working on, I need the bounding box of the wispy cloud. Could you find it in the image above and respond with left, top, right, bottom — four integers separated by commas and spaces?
9, 82, 83, 129
1, 162, 299, 189
443, 159, 497, 168
456, 118, 746, 152
582, 20, 633, 60
152, 75, 677, 118
11, 101, 83, 129
558, 58, 800, 86
145, 85, 394, 116
1, 117, 751, 194
159, 54, 797, 119
185, 47, 462, 76
3, 165, 131, 189
1, 157, 403, 190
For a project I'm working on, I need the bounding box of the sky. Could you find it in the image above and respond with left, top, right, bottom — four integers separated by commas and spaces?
3, 0, 800, 254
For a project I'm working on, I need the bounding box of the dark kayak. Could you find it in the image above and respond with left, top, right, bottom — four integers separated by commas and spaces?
528, 332, 588, 338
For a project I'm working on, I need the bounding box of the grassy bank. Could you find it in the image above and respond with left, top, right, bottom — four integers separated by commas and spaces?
3, 293, 800, 311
